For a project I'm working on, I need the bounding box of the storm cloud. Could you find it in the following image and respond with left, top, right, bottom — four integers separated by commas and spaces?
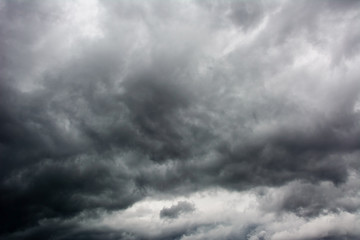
1, 0, 360, 239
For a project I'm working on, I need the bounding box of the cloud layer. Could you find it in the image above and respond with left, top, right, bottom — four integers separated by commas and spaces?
1, 0, 360, 239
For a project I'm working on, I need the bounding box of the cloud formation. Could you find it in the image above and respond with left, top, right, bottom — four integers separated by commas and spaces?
160, 201, 195, 219
1, 0, 360, 239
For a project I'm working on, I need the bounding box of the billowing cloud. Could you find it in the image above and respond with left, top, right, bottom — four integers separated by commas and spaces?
1, 0, 360, 239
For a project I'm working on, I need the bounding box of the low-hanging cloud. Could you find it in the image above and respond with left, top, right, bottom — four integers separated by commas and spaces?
1, 0, 360, 239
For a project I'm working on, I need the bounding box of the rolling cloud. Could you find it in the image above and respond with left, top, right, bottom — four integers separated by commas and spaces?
1, 0, 360, 239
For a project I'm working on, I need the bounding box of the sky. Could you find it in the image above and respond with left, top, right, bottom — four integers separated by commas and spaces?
1, 0, 360, 239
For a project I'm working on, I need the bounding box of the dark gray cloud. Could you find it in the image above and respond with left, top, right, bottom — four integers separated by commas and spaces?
160, 201, 195, 219
1, 0, 360, 239
257, 172, 360, 218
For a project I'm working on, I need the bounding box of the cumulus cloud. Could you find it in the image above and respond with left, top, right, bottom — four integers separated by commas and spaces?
1, 0, 360, 239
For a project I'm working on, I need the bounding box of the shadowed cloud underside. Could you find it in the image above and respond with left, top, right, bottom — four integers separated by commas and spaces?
1, 0, 360, 239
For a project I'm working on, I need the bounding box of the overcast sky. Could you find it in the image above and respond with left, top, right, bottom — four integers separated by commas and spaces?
1, 0, 360, 239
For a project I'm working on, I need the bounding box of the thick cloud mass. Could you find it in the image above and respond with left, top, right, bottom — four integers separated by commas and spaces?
1, 0, 360, 239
